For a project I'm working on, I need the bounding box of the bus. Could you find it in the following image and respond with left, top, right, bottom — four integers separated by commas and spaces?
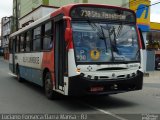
9, 4, 143, 99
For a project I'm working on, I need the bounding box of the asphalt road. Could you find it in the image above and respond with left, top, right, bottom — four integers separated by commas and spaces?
0, 57, 160, 120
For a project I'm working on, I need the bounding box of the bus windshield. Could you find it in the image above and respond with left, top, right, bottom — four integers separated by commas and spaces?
72, 21, 140, 63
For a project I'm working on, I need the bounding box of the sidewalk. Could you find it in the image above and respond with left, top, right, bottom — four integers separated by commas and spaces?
0, 56, 4, 61
144, 71, 160, 84
0, 56, 9, 63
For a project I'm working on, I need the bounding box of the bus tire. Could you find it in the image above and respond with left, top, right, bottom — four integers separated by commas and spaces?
16, 67, 23, 82
44, 72, 58, 99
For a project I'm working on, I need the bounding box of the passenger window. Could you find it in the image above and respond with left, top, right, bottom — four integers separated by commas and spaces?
20, 34, 25, 52
33, 26, 41, 51
16, 36, 20, 53
26, 31, 31, 52
43, 22, 53, 50
9, 38, 13, 53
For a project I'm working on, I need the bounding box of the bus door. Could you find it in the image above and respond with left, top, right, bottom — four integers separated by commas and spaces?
11, 37, 16, 73
54, 15, 68, 91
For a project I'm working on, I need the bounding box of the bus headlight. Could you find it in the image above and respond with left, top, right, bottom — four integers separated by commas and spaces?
76, 68, 81, 73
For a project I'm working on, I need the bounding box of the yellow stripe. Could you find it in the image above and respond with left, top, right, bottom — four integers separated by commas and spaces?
150, 22, 160, 31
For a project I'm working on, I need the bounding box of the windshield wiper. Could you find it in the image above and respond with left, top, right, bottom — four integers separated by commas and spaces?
85, 19, 109, 61
99, 25, 116, 61
88, 22, 110, 60
86, 20, 105, 39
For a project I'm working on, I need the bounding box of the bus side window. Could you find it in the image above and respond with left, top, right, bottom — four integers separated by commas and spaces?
14, 37, 17, 53
16, 35, 20, 53
9, 38, 13, 54
26, 31, 31, 52
43, 21, 53, 50
20, 34, 25, 52
33, 26, 41, 51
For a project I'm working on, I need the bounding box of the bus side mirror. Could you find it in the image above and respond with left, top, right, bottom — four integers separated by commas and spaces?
65, 27, 72, 42
63, 16, 72, 42
63, 16, 72, 49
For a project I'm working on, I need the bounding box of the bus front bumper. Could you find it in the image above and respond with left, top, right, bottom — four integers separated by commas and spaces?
68, 71, 143, 96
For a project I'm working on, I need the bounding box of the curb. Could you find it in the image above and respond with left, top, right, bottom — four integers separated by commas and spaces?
143, 72, 149, 77
0, 58, 9, 63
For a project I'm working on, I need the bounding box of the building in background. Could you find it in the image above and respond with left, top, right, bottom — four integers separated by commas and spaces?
147, 22, 160, 50
19, 5, 58, 29
13, 0, 50, 32
12, 0, 129, 31
129, 0, 150, 43
147, 22, 160, 70
1, 16, 13, 60
129, 0, 160, 48
129, 0, 160, 71
48, 0, 129, 7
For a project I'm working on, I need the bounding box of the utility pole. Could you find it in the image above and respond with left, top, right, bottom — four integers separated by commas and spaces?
83, 0, 88, 3
15, 0, 18, 31
0, 22, 2, 48
42, 0, 49, 5
74, 0, 79, 3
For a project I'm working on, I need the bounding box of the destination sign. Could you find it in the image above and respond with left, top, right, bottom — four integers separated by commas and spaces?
70, 6, 135, 22
80, 10, 126, 20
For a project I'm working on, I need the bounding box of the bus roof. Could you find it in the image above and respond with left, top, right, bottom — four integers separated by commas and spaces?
10, 3, 135, 38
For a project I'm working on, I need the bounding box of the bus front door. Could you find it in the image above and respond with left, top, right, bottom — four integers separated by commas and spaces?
55, 16, 67, 91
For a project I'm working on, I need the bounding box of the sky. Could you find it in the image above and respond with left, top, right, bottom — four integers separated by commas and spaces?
150, 0, 160, 22
0, 0, 160, 35
0, 0, 13, 19
0, 0, 13, 35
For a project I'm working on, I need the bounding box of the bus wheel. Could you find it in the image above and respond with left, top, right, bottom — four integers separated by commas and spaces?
44, 72, 57, 99
16, 67, 23, 82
